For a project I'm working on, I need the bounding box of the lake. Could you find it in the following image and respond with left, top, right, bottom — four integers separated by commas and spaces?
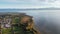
0, 9, 60, 34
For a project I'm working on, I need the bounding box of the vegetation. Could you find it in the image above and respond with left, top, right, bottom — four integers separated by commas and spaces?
2, 28, 12, 34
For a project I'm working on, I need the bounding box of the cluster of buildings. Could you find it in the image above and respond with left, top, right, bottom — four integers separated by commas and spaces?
0, 13, 33, 34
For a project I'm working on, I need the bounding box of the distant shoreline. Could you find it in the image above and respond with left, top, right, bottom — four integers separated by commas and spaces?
0, 8, 60, 10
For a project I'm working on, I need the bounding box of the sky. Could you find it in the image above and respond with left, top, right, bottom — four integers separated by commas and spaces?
0, 0, 60, 8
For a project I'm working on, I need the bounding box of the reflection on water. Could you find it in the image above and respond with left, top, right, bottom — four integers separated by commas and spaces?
0, 9, 60, 34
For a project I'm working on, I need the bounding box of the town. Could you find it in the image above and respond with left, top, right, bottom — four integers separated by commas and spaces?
0, 13, 39, 34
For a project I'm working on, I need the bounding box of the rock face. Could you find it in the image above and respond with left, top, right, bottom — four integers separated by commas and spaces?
0, 13, 37, 34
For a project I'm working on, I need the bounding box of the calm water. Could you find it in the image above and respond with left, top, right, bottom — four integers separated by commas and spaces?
0, 9, 60, 34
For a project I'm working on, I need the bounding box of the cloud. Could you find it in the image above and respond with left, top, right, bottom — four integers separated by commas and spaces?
0, 0, 17, 2
0, 0, 60, 8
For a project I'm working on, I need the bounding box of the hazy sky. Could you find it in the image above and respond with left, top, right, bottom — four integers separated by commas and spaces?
0, 0, 60, 8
